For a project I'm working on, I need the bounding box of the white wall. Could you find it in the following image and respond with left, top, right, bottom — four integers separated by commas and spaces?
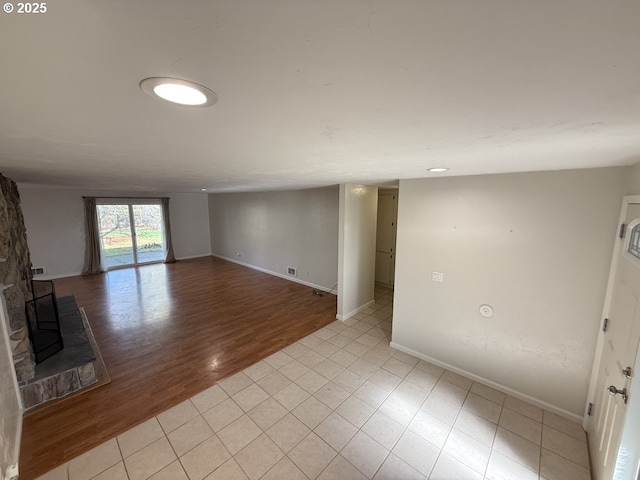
337, 184, 378, 320
624, 160, 640, 195
392, 167, 625, 418
208, 186, 339, 291
19, 186, 211, 278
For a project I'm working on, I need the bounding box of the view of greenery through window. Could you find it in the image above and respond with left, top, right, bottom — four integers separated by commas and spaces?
97, 204, 165, 268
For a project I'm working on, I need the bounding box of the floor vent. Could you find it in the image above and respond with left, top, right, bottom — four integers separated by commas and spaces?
31, 266, 46, 276
287, 267, 297, 276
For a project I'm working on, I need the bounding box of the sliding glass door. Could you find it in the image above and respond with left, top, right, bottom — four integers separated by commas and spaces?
97, 201, 165, 269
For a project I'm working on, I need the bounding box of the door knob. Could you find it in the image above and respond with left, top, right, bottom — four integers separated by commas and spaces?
608, 385, 629, 404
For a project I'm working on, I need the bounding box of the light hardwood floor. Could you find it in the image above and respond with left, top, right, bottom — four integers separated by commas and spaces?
20, 257, 337, 480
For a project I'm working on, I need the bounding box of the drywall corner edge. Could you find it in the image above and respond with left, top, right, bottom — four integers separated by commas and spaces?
336, 299, 375, 322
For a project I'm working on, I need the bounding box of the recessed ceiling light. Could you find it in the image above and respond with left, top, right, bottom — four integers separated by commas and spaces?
140, 77, 218, 107
427, 167, 449, 173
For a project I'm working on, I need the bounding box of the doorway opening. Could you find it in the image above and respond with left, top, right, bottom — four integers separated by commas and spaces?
96, 201, 165, 269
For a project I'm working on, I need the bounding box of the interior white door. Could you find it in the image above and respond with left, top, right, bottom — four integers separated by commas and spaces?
375, 193, 397, 286
590, 204, 640, 480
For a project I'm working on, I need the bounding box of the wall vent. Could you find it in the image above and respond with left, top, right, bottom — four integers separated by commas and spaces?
31, 266, 46, 276
287, 267, 297, 276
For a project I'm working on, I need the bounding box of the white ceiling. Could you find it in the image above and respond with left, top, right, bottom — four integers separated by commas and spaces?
1, 1, 639, 193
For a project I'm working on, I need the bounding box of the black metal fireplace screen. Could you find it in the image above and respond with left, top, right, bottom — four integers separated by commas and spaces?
25, 280, 64, 363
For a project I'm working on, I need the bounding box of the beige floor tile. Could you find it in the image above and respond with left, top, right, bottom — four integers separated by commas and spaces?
68, 438, 121, 480
315, 326, 339, 339
313, 341, 341, 358
149, 460, 189, 480
314, 381, 350, 409
179, 434, 231, 480
414, 360, 445, 378
361, 411, 405, 449
354, 381, 391, 408
498, 408, 542, 445
314, 358, 344, 380
408, 410, 451, 449
292, 395, 332, 428
272, 382, 310, 410
247, 397, 288, 430
117, 417, 165, 458
430, 380, 467, 406
218, 371, 254, 396
263, 350, 294, 369
329, 349, 358, 367
420, 393, 461, 425
441, 371, 473, 390
357, 333, 381, 348
203, 459, 248, 480
297, 349, 327, 368
492, 427, 540, 473
453, 410, 497, 446
124, 437, 176, 480
368, 369, 402, 392
282, 342, 310, 358
344, 340, 371, 357
35, 464, 68, 480
202, 398, 244, 432
314, 411, 359, 451
391, 430, 439, 477
190, 385, 229, 414
378, 395, 419, 427
541, 425, 589, 467
352, 320, 374, 333
266, 413, 311, 452
462, 393, 502, 424
233, 434, 284, 480
442, 429, 491, 475
389, 381, 429, 408
348, 359, 379, 379
279, 359, 310, 381
382, 357, 413, 378
326, 333, 352, 349
242, 360, 274, 382
392, 351, 419, 367
341, 431, 390, 478
470, 382, 506, 406
260, 457, 307, 480
542, 411, 586, 442
503, 396, 543, 422
156, 400, 200, 434
217, 415, 262, 455
336, 395, 376, 428
485, 450, 538, 480
429, 452, 483, 480
373, 453, 426, 480
318, 455, 368, 480
289, 432, 337, 478
232, 383, 270, 412
167, 415, 214, 456
540, 449, 591, 480
362, 349, 393, 368
91, 462, 128, 480
295, 369, 329, 394
331, 369, 366, 393
299, 334, 324, 348
255, 370, 291, 396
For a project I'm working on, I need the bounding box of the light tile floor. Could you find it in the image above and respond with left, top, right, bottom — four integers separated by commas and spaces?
36, 289, 591, 480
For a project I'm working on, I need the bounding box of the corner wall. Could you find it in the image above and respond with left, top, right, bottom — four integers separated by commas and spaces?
337, 184, 378, 320
392, 167, 625, 418
208, 187, 339, 291
18, 187, 212, 278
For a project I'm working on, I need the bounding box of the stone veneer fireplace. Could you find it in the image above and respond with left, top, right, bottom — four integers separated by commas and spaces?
0, 173, 36, 384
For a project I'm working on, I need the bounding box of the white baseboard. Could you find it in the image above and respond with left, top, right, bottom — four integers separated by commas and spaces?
336, 299, 376, 322
389, 341, 584, 424
212, 254, 337, 294
176, 253, 212, 261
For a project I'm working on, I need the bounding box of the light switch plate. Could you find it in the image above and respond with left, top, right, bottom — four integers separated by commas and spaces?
431, 271, 444, 282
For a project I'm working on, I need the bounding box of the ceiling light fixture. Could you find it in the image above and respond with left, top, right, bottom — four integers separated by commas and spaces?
427, 167, 449, 173
140, 77, 218, 107
200, 188, 208, 192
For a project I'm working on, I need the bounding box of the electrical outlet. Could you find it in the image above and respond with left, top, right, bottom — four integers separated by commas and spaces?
431, 271, 444, 282
236, 252, 241, 257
